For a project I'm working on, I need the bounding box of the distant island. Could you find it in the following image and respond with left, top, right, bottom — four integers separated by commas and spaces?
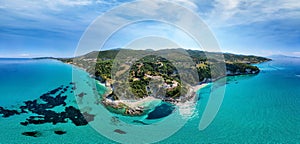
53, 49, 271, 116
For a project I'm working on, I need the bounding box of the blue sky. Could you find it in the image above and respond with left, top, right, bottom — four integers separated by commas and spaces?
0, 0, 300, 58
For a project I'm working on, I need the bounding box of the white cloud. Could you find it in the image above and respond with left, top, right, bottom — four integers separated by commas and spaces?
19, 53, 30, 57
0, 0, 108, 36
292, 52, 300, 56
169, 0, 199, 11
74, 0, 221, 55
206, 0, 300, 27
1, 0, 100, 11
49, 0, 93, 7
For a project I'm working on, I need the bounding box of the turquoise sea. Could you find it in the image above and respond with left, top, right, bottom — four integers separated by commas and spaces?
0, 57, 299, 143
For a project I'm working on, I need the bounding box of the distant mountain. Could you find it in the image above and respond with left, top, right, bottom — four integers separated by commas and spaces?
65, 49, 271, 63
269, 54, 300, 59
32, 57, 56, 60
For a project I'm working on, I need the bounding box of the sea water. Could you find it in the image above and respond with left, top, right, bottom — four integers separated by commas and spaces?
0, 57, 299, 143
0, 59, 113, 143
160, 57, 300, 143
0, 58, 73, 107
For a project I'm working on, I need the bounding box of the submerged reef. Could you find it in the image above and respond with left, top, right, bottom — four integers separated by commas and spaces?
114, 129, 126, 134
21, 131, 42, 137
54, 130, 67, 135
0, 82, 95, 127
0, 106, 20, 117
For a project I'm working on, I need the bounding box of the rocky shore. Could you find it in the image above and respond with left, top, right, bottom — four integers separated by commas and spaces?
51, 49, 270, 117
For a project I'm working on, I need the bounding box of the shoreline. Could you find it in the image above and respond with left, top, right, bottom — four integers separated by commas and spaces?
99, 81, 210, 116
54, 57, 264, 117
119, 96, 160, 108
115, 83, 209, 108
192, 83, 209, 93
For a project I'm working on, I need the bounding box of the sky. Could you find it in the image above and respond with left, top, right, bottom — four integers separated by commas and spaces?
0, 0, 300, 58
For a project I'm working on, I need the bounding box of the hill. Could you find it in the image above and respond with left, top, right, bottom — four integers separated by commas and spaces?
56, 49, 271, 116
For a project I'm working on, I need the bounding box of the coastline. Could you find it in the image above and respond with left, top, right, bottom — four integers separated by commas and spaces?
52, 56, 266, 117
68, 58, 212, 116
99, 79, 210, 116
114, 83, 209, 109
119, 96, 160, 108
192, 83, 209, 93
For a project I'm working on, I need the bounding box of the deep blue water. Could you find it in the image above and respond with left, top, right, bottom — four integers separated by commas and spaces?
0, 59, 73, 107
146, 103, 175, 119
0, 57, 299, 143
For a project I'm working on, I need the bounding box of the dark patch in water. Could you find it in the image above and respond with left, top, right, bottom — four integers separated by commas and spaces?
72, 85, 77, 90
132, 120, 149, 125
197, 96, 203, 100
21, 106, 92, 126
77, 92, 87, 98
114, 129, 126, 134
83, 112, 95, 122
47, 86, 63, 95
54, 130, 67, 135
22, 131, 42, 137
0, 84, 94, 126
146, 103, 175, 119
111, 116, 120, 125
0, 107, 20, 117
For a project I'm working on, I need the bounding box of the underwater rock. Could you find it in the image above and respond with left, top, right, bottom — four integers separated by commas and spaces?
21, 106, 92, 126
65, 106, 89, 126
20, 94, 67, 116
132, 120, 149, 125
82, 112, 95, 122
111, 116, 120, 125
114, 129, 126, 134
21, 131, 42, 137
77, 92, 87, 98
47, 86, 63, 95
1, 84, 94, 127
54, 130, 67, 135
20, 121, 29, 126
22, 110, 68, 125
72, 85, 77, 90
0, 106, 20, 117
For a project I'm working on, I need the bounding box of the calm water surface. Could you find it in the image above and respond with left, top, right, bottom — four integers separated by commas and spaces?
0, 58, 299, 143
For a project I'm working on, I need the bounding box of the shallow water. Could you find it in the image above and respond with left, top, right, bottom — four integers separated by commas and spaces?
160, 58, 300, 143
0, 58, 299, 143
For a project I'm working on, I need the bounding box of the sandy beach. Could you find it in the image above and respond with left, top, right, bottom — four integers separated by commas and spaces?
117, 96, 160, 108
192, 83, 209, 93
104, 83, 210, 108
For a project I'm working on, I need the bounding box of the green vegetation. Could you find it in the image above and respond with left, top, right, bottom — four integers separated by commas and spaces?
93, 60, 113, 82
58, 49, 271, 100
128, 55, 181, 98
226, 63, 259, 74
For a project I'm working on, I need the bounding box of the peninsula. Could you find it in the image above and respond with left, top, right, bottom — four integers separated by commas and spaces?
55, 49, 271, 116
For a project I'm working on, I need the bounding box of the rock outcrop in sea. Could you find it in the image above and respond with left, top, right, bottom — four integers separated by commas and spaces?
0, 82, 95, 127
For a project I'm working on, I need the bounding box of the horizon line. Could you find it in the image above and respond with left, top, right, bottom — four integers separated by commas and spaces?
0, 48, 286, 59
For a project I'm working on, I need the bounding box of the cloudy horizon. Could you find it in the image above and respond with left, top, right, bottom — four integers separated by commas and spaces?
0, 0, 299, 58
